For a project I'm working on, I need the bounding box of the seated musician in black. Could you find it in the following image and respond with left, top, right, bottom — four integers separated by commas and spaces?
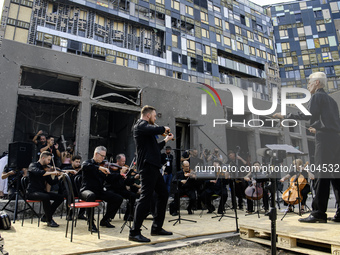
61, 155, 86, 220
244, 161, 269, 214
280, 159, 314, 213
26, 151, 64, 227
2, 166, 28, 197
172, 160, 197, 215
200, 160, 228, 214
227, 150, 247, 210
80, 146, 123, 232
105, 153, 138, 221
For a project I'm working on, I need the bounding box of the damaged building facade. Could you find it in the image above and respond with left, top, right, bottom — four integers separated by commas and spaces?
0, 0, 315, 167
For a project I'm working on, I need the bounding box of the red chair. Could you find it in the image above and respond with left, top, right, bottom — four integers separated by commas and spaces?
74, 175, 105, 217
62, 174, 100, 242
21, 176, 42, 227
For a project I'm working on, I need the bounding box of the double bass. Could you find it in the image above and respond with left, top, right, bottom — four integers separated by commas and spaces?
282, 162, 308, 205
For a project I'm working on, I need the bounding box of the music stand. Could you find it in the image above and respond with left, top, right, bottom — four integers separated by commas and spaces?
168, 171, 197, 226
211, 172, 232, 221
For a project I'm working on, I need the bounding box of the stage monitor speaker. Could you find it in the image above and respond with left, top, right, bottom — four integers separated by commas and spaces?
8, 142, 33, 169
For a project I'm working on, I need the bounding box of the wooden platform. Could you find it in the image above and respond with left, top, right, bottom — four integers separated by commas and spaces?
240, 208, 340, 255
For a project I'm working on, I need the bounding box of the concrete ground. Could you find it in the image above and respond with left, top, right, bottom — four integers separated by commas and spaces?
0, 194, 338, 255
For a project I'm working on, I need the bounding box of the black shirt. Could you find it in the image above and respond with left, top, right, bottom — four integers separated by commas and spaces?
80, 158, 106, 194
286, 88, 340, 133
27, 162, 58, 193
133, 119, 166, 170
161, 153, 173, 174
173, 170, 196, 190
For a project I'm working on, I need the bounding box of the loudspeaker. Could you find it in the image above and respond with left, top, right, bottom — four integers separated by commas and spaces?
8, 142, 33, 169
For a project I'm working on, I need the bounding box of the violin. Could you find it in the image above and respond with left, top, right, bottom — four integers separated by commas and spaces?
245, 180, 263, 200
154, 124, 175, 141
282, 162, 308, 205
44, 165, 63, 173
100, 161, 122, 171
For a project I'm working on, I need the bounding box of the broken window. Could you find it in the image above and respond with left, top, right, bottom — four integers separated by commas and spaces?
91, 80, 141, 106
89, 106, 138, 161
21, 67, 80, 96
14, 96, 78, 157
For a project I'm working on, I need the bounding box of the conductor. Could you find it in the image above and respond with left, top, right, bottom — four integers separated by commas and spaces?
129, 105, 174, 242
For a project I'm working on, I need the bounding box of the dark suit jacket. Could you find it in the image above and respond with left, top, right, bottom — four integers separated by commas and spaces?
133, 119, 166, 171
80, 158, 106, 194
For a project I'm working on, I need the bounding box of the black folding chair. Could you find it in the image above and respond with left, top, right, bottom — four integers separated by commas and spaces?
62, 174, 100, 242
21, 176, 42, 227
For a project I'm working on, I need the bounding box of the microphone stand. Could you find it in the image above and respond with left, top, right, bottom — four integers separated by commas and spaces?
191, 125, 239, 233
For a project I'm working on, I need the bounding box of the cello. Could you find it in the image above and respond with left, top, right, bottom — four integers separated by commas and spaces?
282, 162, 308, 205
245, 180, 263, 200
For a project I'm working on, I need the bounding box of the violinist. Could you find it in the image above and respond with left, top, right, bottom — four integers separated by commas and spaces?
280, 159, 314, 214
80, 146, 123, 232
129, 105, 173, 243
200, 160, 228, 214
61, 155, 86, 220
105, 153, 138, 221
171, 160, 197, 216
26, 151, 64, 227
244, 161, 269, 214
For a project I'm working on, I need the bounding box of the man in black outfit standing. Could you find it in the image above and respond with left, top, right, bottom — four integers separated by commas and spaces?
80, 146, 123, 232
27, 151, 64, 227
161, 146, 174, 194
129, 105, 174, 242
274, 71, 340, 223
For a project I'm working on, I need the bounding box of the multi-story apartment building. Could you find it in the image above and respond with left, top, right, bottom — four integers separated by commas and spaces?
1, 0, 315, 167
1, 0, 279, 99
267, 0, 340, 97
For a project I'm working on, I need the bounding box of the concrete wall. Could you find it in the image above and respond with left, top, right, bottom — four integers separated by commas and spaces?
0, 39, 313, 166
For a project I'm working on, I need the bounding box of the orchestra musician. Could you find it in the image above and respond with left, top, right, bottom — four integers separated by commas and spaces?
244, 161, 269, 214
61, 155, 86, 220
80, 146, 123, 232
105, 153, 138, 221
280, 159, 314, 213
200, 160, 228, 214
26, 151, 64, 227
274, 71, 340, 223
171, 160, 197, 216
227, 150, 247, 210
129, 105, 173, 243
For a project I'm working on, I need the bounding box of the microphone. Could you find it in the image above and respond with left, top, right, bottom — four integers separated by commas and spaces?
188, 124, 205, 127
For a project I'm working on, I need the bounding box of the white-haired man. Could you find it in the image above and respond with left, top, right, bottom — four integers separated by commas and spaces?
274, 72, 340, 223
80, 146, 123, 232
